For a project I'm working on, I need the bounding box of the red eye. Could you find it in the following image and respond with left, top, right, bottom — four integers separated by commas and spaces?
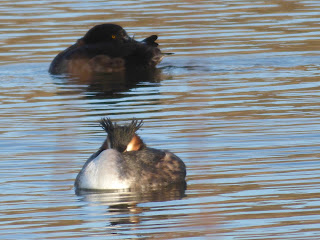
112, 35, 116, 39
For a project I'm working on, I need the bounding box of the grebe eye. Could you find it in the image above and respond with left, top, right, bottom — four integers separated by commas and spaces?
111, 35, 116, 39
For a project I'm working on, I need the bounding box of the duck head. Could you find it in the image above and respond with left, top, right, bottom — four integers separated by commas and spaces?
79, 24, 131, 45
100, 118, 145, 153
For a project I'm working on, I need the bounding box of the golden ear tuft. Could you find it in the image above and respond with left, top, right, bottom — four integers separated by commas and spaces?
125, 135, 143, 152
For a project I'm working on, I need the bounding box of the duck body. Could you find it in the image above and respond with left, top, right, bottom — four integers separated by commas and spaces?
74, 118, 186, 190
49, 24, 163, 75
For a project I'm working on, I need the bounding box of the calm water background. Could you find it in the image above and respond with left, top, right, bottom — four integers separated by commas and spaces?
1, 0, 320, 239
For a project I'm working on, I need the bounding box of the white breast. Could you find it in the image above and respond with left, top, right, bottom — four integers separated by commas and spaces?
77, 149, 130, 190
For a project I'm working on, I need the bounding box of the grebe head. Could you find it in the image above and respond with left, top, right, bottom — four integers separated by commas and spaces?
80, 23, 131, 45
100, 118, 145, 153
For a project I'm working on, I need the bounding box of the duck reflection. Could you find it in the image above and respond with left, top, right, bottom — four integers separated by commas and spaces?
76, 182, 186, 225
52, 66, 163, 99
83, 67, 161, 99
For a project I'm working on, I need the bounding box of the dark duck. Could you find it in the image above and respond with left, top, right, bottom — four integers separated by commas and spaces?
49, 24, 163, 75
74, 118, 186, 190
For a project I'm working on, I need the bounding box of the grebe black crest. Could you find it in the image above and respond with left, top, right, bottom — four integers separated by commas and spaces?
100, 118, 144, 153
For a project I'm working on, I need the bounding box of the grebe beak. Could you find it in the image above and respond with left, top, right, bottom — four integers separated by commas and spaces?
107, 137, 112, 149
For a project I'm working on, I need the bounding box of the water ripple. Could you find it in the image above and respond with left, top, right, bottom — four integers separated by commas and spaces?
1, 0, 320, 239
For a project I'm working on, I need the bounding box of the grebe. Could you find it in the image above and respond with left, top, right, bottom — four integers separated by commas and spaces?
74, 118, 186, 190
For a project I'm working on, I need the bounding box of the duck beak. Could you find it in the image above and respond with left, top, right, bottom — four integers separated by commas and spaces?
122, 34, 132, 42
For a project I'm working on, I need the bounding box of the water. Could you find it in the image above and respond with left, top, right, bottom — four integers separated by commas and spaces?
1, 0, 320, 239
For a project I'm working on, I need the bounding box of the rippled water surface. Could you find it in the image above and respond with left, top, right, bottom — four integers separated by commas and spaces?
1, 0, 320, 239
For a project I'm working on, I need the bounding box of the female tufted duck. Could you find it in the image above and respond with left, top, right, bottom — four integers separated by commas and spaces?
49, 24, 163, 75
74, 118, 186, 190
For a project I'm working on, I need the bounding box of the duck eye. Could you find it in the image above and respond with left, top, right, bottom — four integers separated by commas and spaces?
111, 35, 116, 39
